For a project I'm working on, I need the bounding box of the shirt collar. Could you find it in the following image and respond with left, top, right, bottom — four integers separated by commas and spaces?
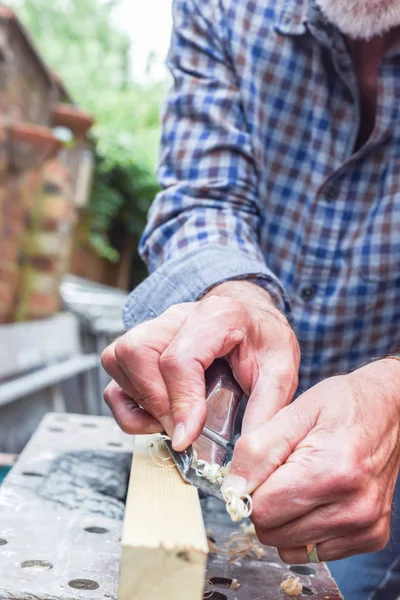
275, 0, 400, 55
274, 0, 330, 37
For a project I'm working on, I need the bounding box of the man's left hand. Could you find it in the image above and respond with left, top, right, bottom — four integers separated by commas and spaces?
222, 359, 400, 563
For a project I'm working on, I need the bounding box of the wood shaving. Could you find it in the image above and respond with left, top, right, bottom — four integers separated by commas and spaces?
222, 487, 253, 522
206, 527, 265, 562
240, 522, 256, 536
230, 578, 241, 589
280, 574, 303, 596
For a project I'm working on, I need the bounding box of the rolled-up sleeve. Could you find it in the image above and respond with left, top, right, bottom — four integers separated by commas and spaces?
123, 0, 290, 329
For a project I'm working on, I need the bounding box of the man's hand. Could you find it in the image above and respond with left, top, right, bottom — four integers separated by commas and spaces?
101, 281, 299, 450
223, 359, 400, 562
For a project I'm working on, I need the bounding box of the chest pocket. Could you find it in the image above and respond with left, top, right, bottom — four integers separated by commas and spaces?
355, 194, 400, 284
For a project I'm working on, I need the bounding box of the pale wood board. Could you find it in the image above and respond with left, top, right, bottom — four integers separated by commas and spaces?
119, 435, 209, 600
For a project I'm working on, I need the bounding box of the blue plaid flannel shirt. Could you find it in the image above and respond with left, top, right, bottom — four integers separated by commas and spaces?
124, 0, 400, 393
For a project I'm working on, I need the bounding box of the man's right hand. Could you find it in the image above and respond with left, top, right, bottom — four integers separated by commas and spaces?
101, 280, 300, 451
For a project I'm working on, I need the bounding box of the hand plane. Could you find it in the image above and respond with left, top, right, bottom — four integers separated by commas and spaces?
165, 359, 244, 501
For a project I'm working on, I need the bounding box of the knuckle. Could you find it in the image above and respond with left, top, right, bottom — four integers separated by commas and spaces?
277, 548, 295, 564
114, 337, 131, 364
235, 434, 264, 465
200, 295, 246, 319
359, 483, 382, 523
331, 464, 357, 493
354, 498, 381, 528
250, 496, 266, 529
103, 381, 119, 406
330, 447, 363, 493
253, 525, 270, 546
115, 335, 144, 367
103, 384, 111, 407
163, 302, 192, 318
101, 346, 114, 373
117, 419, 136, 435
159, 348, 181, 372
369, 519, 390, 549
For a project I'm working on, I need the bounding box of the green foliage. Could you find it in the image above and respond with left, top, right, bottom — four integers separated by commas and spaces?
7, 0, 166, 266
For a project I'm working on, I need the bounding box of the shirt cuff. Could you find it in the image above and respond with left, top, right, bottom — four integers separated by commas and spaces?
122, 244, 291, 329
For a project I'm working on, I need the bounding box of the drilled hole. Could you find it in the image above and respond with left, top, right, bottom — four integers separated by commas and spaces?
48, 427, 64, 433
209, 577, 234, 588
0, 539, 7, 546
69, 579, 99, 590
302, 586, 314, 596
290, 565, 317, 576
21, 560, 53, 571
207, 533, 216, 543
84, 526, 109, 534
22, 472, 44, 478
81, 423, 98, 429
107, 442, 122, 448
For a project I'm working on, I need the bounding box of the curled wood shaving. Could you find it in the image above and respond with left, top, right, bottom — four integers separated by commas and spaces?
230, 578, 241, 589
206, 525, 265, 562
240, 522, 256, 535
280, 574, 303, 596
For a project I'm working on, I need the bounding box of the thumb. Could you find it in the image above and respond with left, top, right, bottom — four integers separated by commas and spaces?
222, 399, 319, 496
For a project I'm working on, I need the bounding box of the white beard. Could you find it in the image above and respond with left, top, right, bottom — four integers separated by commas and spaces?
315, 0, 400, 39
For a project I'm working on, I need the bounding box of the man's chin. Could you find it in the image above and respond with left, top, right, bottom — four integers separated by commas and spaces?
315, 0, 400, 40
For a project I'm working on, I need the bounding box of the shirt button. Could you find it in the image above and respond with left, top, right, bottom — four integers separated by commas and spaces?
300, 286, 317, 302
325, 182, 341, 202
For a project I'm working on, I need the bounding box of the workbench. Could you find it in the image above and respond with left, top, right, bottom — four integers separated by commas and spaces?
0, 414, 343, 599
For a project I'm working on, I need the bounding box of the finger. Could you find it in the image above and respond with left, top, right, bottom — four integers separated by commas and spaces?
278, 517, 390, 563
222, 398, 319, 496
242, 352, 298, 434
114, 305, 192, 435
251, 463, 327, 531
241, 328, 299, 434
255, 498, 360, 548
159, 296, 251, 450
255, 482, 384, 548
104, 380, 163, 435
102, 341, 141, 399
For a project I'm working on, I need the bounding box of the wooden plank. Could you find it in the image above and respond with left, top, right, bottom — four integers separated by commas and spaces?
119, 435, 209, 600
0, 412, 134, 600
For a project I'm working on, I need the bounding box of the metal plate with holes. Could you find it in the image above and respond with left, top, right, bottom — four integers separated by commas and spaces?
203, 496, 343, 600
0, 413, 343, 600
0, 413, 134, 600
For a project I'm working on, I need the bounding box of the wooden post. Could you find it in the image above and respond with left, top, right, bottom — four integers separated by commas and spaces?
119, 435, 208, 600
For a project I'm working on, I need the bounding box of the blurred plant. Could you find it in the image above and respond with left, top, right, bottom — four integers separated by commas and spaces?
7, 0, 166, 271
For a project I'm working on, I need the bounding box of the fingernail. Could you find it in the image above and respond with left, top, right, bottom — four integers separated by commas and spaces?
221, 474, 248, 496
160, 416, 174, 436
172, 423, 187, 450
